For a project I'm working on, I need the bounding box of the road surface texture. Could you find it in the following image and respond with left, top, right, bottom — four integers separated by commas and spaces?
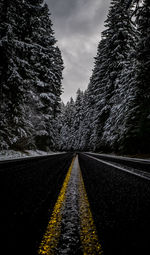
78, 153, 150, 255
38, 155, 103, 255
86, 152, 150, 173
0, 153, 73, 255
0, 152, 150, 254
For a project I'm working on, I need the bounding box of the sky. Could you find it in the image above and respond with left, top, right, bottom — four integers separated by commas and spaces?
46, 0, 111, 103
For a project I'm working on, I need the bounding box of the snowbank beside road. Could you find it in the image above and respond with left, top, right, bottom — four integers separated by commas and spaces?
0, 150, 57, 161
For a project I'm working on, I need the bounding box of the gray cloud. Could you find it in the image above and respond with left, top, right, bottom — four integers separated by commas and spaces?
46, 0, 111, 103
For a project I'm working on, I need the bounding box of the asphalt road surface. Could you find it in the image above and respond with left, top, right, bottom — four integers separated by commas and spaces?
0, 152, 150, 255
78, 153, 150, 255
0, 153, 73, 255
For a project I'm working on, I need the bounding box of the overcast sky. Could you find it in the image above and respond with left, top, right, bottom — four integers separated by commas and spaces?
46, 0, 111, 103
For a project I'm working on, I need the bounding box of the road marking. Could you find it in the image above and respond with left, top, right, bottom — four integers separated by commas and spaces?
86, 152, 150, 163
38, 158, 75, 255
84, 154, 150, 181
38, 156, 103, 254
78, 161, 103, 255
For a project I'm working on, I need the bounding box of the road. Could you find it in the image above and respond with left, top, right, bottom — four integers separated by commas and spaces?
0, 152, 150, 254
79, 153, 150, 255
0, 153, 73, 255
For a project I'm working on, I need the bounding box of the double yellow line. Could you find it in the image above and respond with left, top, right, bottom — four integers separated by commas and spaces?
38, 157, 103, 255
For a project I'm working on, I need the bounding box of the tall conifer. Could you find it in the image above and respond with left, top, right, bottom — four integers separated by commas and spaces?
0, 0, 64, 151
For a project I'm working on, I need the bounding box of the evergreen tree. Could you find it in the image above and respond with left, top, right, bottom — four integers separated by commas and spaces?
54, 101, 65, 151
0, 0, 34, 150
57, 0, 149, 155
0, 0, 63, 151
77, 90, 92, 151
59, 98, 75, 151
120, 0, 150, 153
73, 89, 84, 150
58, 90, 85, 152
25, 1, 63, 150
88, 38, 110, 151
87, 0, 150, 154
86, 0, 134, 152
101, 0, 136, 152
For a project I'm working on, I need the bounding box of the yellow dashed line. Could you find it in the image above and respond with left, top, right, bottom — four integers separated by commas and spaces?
38, 157, 75, 255
78, 163, 103, 255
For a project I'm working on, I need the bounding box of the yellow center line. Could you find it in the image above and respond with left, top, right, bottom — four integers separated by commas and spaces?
38, 156, 103, 254
38, 157, 75, 255
78, 161, 103, 255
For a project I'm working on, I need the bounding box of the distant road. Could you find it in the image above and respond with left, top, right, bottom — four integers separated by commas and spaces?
0, 152, 149, 255
84, 152, 150, 180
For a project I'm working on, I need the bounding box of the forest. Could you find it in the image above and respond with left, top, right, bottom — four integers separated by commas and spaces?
0, 0, 150, 155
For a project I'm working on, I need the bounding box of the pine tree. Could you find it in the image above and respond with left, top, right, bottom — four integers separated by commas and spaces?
120, 0, 150, 153
77, 90, 92, 151
88, 38, 110, 151
72, 89, 84, 150
86, 0, 133, 152
101, 0, 136, 152
0, 0, 34, 150
0, 0, 64, 151
135, 0, 150, 152
54, 101, 66, 151
59, 98, 75, 151
87, 0, 150, 154
0, 0, 8, 149
58, 90, 85, 152
27, 1, 64, 150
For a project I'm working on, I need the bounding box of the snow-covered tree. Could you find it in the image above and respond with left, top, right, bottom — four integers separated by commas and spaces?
85, 0, 135, 152
57, 0, 149, 155
119, 0, 150, 153
72, 89, 84, 150
58, 90, 86, 151
101, 0, 136, 152
59, 98, 76, 151
0, 0, 63, 151
77, 90, 92, 151
87, 0, 150, 154
0, 0, 34, 150
87, 38, 110, 151
26, 1, 64, 150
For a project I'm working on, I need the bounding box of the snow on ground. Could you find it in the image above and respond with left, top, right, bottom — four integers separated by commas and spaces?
93, 152, 150, 160
0, 150, 58, 161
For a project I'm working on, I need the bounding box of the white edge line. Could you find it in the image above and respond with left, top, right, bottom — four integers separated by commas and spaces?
86, 152, 150, 164
84, 153, 150, 181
